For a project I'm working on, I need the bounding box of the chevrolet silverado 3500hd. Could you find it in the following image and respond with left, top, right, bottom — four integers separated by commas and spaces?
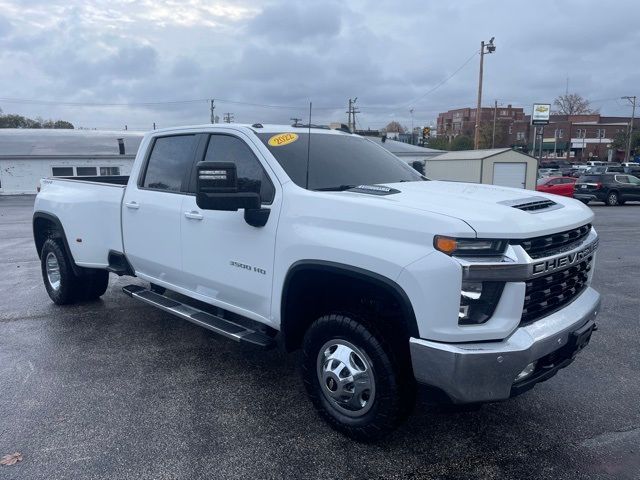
33, 124, 600, 440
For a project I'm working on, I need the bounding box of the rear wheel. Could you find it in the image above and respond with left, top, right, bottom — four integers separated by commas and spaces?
301, 313, 414, 441
606, 191, 619, 206
41, 238, 80, 305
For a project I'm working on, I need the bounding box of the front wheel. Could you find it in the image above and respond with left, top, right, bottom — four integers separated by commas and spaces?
301, 313, 414, 441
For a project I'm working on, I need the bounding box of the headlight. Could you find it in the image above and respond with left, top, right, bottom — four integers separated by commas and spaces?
434, 236, 508, 256
458, 281, 505, 325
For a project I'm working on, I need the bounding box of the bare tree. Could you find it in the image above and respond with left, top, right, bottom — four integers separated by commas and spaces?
384, 121, 405, 133
553, 93, 597, 115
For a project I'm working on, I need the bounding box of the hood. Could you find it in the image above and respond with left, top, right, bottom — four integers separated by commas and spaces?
343, 181, 594, 238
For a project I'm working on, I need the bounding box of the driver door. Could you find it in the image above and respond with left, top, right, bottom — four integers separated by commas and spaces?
180, 132, 281, 324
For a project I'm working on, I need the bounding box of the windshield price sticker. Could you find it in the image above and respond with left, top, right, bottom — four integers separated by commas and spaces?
268, 133, 298, 147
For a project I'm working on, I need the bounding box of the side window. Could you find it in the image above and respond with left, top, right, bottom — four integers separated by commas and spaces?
142, 135, 196, 192
203, 135, 275, 203
615, 175, 629, 184
52, 167, 74, 177
629, 176, 640, 185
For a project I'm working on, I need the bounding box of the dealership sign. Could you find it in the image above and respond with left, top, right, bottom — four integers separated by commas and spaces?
531, 103, 551, 125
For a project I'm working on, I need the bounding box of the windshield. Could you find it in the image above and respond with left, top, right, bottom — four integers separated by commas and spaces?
256, 132, 423, 190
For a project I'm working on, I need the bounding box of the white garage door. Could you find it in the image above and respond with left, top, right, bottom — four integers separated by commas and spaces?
492, 162, 526, 189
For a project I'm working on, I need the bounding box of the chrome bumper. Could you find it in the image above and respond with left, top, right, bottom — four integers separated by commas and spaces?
410, 287, 601, 404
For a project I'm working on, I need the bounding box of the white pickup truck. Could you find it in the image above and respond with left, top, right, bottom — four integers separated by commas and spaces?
33, 124, 600, 440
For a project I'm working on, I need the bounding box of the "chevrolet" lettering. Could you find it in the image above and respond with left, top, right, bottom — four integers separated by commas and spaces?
531, 240, 598, 275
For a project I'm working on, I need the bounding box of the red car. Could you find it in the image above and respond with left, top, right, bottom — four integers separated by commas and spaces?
536, 176, 577, 197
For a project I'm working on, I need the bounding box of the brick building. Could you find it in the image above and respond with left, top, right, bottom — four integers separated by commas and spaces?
437, 106, 525, 143
437, 106, 638, 161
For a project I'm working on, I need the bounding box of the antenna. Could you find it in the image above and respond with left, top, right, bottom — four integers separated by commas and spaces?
305, 102, 312, 189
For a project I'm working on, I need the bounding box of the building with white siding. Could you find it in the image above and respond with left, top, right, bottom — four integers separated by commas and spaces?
0, 129, 144, 194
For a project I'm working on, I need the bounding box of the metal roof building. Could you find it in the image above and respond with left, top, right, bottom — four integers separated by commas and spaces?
366, 137, 445, 163
0, 129, 144, 194
425, 148, 538, 190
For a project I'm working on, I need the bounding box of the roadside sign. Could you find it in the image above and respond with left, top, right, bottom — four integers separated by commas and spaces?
531, 104, 551, 125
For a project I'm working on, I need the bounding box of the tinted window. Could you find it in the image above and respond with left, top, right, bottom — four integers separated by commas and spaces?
615, 175, 630, 184
204, 135, 275, 203
143, 135, 196, 192
256, 133, 423, 190
579, 175, 602, 183
76, 166, 97, 176
628, 175, 640, 185
52, 167, 73, 177
607, 167, 624, 172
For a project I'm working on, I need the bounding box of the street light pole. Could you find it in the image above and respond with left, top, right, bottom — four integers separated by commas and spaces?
474, 37, 496, 150
491, 99, 498, 148
622, 96, 637, 162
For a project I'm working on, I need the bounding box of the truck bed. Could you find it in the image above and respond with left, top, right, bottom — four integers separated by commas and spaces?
34, 177, 127, 268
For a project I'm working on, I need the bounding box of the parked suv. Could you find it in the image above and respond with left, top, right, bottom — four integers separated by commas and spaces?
574, 173, 640, 205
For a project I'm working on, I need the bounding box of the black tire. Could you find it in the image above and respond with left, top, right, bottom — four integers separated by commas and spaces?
40, 238, 81, 305
301, 313, 414, 441
605, 191, 619, 206
78, 270, 109, 301
579, 199, 590, 205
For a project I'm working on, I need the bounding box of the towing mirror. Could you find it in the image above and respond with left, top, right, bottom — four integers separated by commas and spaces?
195, 161, 269, 227
196, 161, 260, 211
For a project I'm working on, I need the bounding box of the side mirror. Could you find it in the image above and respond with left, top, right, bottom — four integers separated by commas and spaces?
196, 161, 260, 211
195, 161, 270, 227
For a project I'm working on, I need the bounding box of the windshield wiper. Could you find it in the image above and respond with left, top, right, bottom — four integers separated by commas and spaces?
314, 184, 357, 192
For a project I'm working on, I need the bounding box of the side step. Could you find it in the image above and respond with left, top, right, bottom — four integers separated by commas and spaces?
122, 285, 275, 349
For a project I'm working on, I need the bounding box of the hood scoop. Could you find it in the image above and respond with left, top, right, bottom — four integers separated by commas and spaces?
498, 196, 562, 213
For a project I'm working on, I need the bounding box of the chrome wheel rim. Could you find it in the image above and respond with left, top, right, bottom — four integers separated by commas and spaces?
609, 193, 618, 205
45, 252, 61, 291
316, 339, 376, 417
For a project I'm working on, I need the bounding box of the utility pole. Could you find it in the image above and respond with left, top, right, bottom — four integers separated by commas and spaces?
622, 96, 637, 162
474, 37, 496, 150
153, 122, 156, 130
210, 99, 215, 123
223, 112, 234, 123
491, 100, 498, 148
346, 97, 359, 133
409, 108, 414, 144
290, 117, 302, 126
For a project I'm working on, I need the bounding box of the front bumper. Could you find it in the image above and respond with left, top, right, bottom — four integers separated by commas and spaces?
410, 287, 601, 404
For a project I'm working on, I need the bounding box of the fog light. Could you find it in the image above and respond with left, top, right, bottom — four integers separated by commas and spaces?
514, 362, 537, 382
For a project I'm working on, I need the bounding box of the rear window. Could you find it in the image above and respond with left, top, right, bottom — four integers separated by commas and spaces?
142, 135, 197, 192
579, 176, 601, 183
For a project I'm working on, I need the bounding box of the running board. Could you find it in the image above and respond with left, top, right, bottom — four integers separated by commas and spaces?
122, 285, 275, 349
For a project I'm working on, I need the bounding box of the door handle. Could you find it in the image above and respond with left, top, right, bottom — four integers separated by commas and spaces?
184, 211, 203, 220
125, 201, 140, 210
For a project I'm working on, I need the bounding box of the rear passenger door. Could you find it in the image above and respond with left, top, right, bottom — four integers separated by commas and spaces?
122, 134, 198, 288
179, 132, 281, 325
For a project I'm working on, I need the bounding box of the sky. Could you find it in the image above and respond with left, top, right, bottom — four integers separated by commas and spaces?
0, 0, 639, 132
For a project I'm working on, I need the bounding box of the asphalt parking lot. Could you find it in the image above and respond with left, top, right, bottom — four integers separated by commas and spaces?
0, 195, 638, 480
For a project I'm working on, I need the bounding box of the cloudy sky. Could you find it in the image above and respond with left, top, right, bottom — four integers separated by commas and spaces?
0, 0, 638, 131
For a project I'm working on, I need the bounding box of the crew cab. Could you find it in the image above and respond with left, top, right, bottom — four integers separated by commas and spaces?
33, 124, 601, 440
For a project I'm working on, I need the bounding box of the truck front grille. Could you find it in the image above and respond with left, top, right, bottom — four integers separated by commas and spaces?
521, 255, 593, 325
515, 224, 592, 259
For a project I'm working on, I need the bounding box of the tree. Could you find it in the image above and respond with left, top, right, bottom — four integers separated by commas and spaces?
477, 122, 506, 149
0, 109, 74, 129
450, 135, 473, 151
384, 121, 405, 133
426, 136, 450, 150
611, 129, 640, 153
553, 93, 596, 115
